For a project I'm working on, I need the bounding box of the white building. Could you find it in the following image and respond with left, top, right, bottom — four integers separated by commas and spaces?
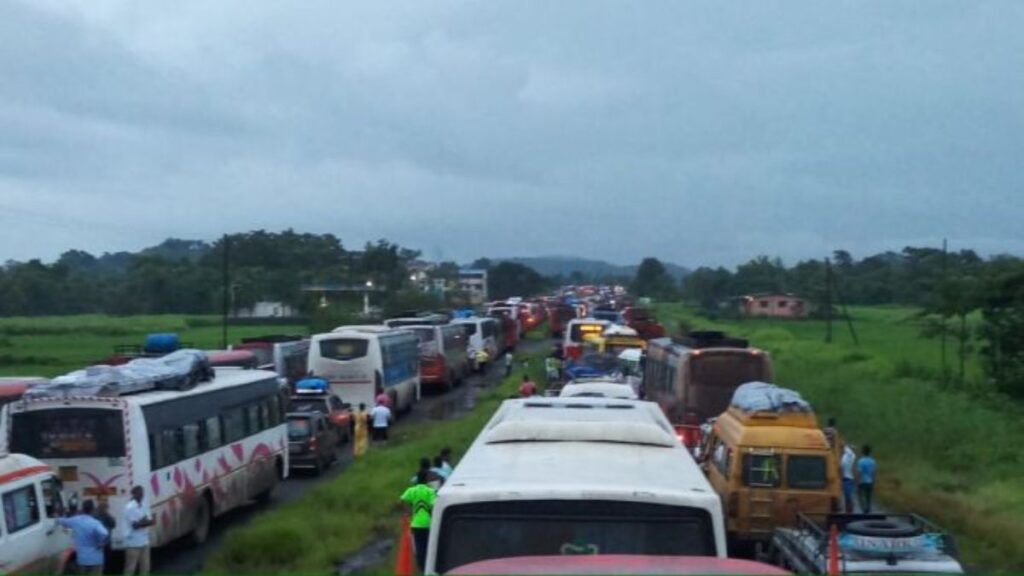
458, 269, 488, 304
234, 301, 298, 318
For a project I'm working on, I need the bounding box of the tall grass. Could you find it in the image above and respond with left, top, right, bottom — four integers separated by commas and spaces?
656, 303, 1024, 570
0, 315, 307, 377
206, 356, 547, 573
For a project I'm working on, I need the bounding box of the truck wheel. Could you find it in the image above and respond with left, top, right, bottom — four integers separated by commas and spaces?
846, 519, 920, 538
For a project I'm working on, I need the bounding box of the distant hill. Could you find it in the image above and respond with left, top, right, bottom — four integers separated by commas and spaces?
494, 256, 690, 281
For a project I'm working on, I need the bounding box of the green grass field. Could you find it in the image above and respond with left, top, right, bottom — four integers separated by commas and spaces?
0, 315, 307, 377
655, 303, 1024, 570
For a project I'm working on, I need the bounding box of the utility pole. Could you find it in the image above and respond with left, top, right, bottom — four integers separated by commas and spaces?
221, 234, 229, 350
824, 258, 833, 343
940, 237, 949, 384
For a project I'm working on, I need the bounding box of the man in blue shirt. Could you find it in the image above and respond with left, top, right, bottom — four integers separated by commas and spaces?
857, 444, 877, 513
58, 499, 109, 574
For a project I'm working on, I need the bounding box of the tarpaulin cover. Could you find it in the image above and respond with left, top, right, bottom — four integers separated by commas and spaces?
26, 349, 213, 398
730, 381, 812, 413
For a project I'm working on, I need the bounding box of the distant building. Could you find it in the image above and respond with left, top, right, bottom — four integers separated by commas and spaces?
235, 301, 298, 318
738, 294, 808, 318
459, 269, 489, 304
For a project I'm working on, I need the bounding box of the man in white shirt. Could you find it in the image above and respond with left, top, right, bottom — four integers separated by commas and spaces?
122, 485, 155, 575
370, 399, 393, 441
840, 444, 857, 513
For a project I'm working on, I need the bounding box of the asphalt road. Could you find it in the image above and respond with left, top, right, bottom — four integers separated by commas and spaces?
152, 337, 551, 574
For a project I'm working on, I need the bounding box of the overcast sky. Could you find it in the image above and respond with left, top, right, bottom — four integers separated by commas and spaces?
2, 1, 1021, 268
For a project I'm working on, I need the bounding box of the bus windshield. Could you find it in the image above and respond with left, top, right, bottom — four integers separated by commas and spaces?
319, 339, 369, 361
11, 408, 126, 459
437, 500, 715, 574
569, 323, 605, 343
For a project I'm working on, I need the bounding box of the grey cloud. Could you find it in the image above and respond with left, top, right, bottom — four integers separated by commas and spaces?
1, 0, 1022, 267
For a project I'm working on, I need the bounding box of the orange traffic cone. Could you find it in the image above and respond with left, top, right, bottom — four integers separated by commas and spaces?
828, 523, 840, 576
395, 515, 415, 576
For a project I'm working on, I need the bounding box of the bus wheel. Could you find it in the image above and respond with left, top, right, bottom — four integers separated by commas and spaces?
191, 494, 212, 546
255, 461, 281, 504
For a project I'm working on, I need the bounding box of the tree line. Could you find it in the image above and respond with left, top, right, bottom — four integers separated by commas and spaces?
0, 231, 435, 316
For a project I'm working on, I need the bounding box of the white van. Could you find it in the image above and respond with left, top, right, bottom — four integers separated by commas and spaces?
425, 397, 726, 574
0, 453, 72, 574
309, 327, 420, 412
452, 318, 501, 371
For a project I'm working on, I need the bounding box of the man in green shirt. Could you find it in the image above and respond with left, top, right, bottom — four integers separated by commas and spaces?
400, 470, 437, 571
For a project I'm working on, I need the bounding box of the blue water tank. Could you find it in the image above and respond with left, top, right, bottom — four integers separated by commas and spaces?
144, 333, 181, 354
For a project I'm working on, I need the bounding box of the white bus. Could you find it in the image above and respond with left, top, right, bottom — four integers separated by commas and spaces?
402, 324, 470, 392
562, 318, 611, 360
1, 369, 287, 549
452, 318, 501, 372
425, 397, 726, 574
308, 327, 420, 412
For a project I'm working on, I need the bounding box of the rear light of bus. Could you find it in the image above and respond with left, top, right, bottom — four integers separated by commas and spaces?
728, 493, 739, 518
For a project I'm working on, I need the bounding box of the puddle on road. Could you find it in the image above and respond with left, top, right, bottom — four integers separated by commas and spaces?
336, 537, 394, 575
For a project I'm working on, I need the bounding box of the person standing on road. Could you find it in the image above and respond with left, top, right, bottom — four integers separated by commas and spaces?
122, 486, 154, 576
375, 390, 391, 409
857, 445, 877, 513
353, 403, 370, 457
430, 456, 449, 486
438, 447, 454, 477
545, 356, 560, 383
518, 374, 537, 397
370, 399, 393, 442
504, 351, 514, 377
823, 417, 840, 451
841, 443, 857, 513
94, 496, 117, 566
400, 470, 437, 572
58, 499, 109, 575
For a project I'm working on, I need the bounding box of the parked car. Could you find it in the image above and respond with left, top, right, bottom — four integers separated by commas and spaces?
286, 412, 340, 474
289, 390, 354, 442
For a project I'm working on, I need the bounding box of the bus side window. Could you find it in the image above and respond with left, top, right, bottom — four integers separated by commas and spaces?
182, 423, 200, 459
223, 407, 246, 443
269, 394, 283, 426
161, 429, 183, 467
245, 404, 261, 435
258, 401, 270, 431
204, 416, 222, 450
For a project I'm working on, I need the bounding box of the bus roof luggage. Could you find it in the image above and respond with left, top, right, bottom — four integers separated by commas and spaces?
731, 381, 811, 414
675, 331, 749, 349
26, 349, 213, 398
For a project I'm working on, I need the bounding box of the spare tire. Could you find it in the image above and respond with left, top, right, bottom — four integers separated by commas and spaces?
846, 519, 921, 538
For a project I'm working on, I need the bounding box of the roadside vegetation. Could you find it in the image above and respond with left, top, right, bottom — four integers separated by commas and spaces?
655, 303, 1024, 570
0, 314, 306, 377
207, 354, 547, 573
